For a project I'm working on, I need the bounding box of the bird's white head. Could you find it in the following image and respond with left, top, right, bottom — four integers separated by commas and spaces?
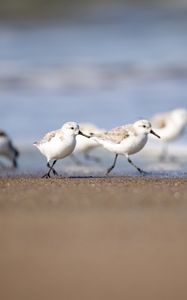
62, 122, 90, 138
134, 120, 160, 138
62, 122, 80, 136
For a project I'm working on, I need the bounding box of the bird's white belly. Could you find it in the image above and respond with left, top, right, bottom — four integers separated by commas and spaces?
125, 135, 148, 155
40, 137, 76, 161
99, 135, 148, 155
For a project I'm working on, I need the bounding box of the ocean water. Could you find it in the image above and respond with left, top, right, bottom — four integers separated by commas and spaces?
0, 8, 187, 175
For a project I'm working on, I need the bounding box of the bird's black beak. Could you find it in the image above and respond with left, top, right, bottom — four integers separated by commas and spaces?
78, 130, 91, 138
150, 129, 160, 139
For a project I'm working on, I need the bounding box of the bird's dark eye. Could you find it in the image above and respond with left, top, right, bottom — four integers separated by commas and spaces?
143, 125, 146, 128
71, 127, 74, 130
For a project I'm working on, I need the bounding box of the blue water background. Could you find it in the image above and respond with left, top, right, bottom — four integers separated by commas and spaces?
0, 8, 187, 175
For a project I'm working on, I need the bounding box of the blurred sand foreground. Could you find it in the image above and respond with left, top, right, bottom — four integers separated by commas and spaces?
0, 177, 187, 300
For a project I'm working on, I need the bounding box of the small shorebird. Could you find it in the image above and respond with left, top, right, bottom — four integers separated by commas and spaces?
151, 108, 187, 160
0, 130, 19, 168
34, 122, 90, 178
91, 120, 160, 174
72, 122, 106, 164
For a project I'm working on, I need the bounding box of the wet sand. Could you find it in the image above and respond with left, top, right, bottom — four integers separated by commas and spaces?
0, 176, 187, 300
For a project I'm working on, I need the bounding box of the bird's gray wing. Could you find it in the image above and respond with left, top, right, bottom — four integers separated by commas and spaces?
94, 125, 131, 144
35, 130, 61, 145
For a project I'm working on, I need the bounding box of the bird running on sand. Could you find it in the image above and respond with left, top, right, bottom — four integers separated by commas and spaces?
34, 122, 90, 178
151, 108, 187, 160
0, 130, 19, 168
91, 119, 160, 174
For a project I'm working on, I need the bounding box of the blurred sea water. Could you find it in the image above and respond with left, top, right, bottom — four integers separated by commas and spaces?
0, 8, 187, 175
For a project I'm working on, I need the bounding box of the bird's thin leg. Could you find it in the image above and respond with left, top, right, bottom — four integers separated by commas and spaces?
84, 151, 101, 163
51, 160, 58, 176
106, 154, 118, 175
42, 161, 57, 178
48, 160, 58, 176
42, 162, 51, 178
126, 155, 144, 174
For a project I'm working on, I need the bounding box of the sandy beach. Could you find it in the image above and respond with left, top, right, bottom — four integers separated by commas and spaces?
0, 176, 187, 300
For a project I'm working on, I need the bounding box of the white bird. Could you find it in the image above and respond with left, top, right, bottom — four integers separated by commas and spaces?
151, 108, 187, 160
91, 120, 160, 174
0, 130, 19, 168
72, 123, 106, 164
34, 122, 90, 178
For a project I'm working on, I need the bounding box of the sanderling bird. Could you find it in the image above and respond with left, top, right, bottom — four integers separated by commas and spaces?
34, 122, 90, 178
71, 123, 106, 164
151, 108, 187, 160
0, 130, 19, 168
91, 120, 160, 175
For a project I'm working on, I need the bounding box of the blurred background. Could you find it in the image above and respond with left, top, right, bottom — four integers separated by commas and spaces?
0, 0, 187, 175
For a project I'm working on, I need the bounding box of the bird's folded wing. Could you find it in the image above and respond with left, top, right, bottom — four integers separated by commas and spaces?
94, 125, 131, 144
37, 129, 62, 144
